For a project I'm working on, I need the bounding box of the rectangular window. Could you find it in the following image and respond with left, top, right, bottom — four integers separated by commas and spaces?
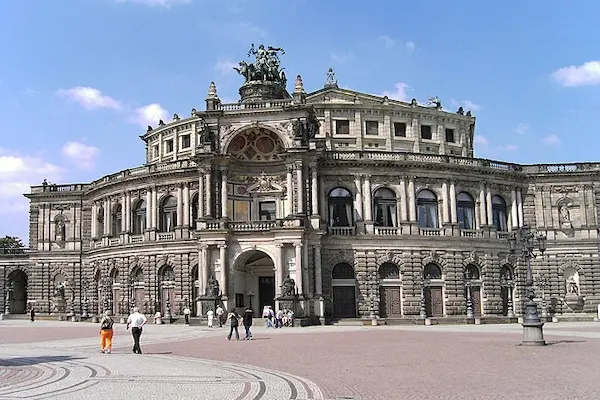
421, 125, 432, 140
229, 200, 250, 221
181, 134, 191, 148
152, 145, 159, 158
394, 122, 406, 137
165, 139, 174, 153
445, 128, 455, 143
235, 293, 244, 308
335, 120, 350, 135
259, 201, 276, 220
365, 121, 379, 135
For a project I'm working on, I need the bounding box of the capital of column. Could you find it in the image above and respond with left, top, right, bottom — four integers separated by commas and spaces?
293, 242, 303, 248
217, 243, 228, 249
363, 174, 372, 180
294, 160, 303, 168
354, 174, 362, 181
275, 242, 284, 248
199, 243, 209, 251
286, 164, 295, 173
313, 244, 321, 250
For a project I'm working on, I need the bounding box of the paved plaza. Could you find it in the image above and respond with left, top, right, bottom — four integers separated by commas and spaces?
1, 320, 600, 399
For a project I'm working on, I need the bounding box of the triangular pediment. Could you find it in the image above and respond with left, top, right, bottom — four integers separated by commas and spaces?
306, 87, 413, 108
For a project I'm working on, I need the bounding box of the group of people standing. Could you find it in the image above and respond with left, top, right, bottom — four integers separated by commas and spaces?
263, 306, 294, 328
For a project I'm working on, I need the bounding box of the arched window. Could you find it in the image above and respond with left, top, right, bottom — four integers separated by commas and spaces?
132, 267, 144, 283
111, 204, 122, 236
160, 196, 177, 232
417, 190, 438, 228
465, 264, 480, 280
424, 263, 442, 280
132, 200, 146, 235
332, 263, 355, 279
161, 266, 175, 282
96, 207, 104, 237
191, 193, 199, 226
328, 188, 353, 227
492, 195, 508, 232
374, 188, 397, 227
379, 263, 400, 280
500, 265, 513, 282
457, 192, 475, 230
110, 268, 119, 283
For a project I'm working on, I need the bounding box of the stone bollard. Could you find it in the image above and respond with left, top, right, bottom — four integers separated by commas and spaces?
425, 318, 432, 326
0, 313, 4, 321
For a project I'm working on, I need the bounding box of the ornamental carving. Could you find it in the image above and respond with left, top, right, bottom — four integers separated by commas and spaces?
552, 186, 579, 193
226, 127, 285, 161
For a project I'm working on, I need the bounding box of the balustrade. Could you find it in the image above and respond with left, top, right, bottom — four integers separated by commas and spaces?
374, 226, 402, 236
460, 229, 483, 238
157, 232, 175, 241
420, 227, 444, 236
328, 226, 356, 236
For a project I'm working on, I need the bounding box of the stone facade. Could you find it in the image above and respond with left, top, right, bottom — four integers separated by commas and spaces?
1, 67, 599, 321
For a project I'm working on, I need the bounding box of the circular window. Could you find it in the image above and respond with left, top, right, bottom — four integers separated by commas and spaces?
229, 135, 247, 154
255, 136, 276, 154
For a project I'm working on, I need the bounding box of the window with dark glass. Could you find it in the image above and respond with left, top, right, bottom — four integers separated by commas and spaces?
111, 204, 122, 236
159, 196, 177, 232
421, 125, 432, 140
373, 188, 397, 227
181, 134, 191, 149
332, 263, 355, 279
96, 207, 104, 237
259, 201, 276, 220
132, 200, 146, 235
235, 293, 244, 307
424, 263, 442, 280
165, 139, 174, 153
394, 122, 406, 137
191, 194, 198, 225
457, 192, 475, 230
445, 128, 455, 143
365, 121, 379, 135
328, 187, 353, 226
152, 145, 159, 158
335, 120, 350, 135
417, 189, 438, 228
492, 195, 508, 232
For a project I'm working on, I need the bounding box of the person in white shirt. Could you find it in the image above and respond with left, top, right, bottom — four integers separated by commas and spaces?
126, 307, 147, 354
183, 306, 191, 325
215, 305, 224, 328
206, 309, 214, 328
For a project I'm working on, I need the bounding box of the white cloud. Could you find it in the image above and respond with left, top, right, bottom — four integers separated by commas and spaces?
516, 123, 529, 135
474, 135, 489, 146
378, 35, 395, 49
543, 134, 561, 146
214, 60, 238, 75
114, 0, 193, 7
56, 86, 121, 110
552, 61, 600, 87
382, 82, 410, 101
234, 22, 267, 38
497, 144, 519, 152
405, 41, 416, 52
450, 98, 480, 112
130, 103, 169, 128
330, 52, 355, 64
61, 141, 100, 170
0, 149, 63, 215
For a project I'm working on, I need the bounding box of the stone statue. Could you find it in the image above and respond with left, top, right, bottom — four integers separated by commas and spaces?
293, 118, 305, 140
235, 43, 287, 86
306, 111, 320, 140
325, 68, 338, 88
281, 276, 296, 297
457, 107, 464, 115
55, 218, 66, 242
427, 96, 442, 108
258, 172, 272, 192
559, 204, 572, 228
206, 276, 220, 297
198, 119, 213, 148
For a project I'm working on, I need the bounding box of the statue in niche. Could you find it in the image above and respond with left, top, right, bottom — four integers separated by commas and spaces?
206, 276, 220, 297
565, 268, 580, 296
198, 119, 214, 149
281, 276, 296, 298
55, 217, 66, 242
559, 204, 572, 228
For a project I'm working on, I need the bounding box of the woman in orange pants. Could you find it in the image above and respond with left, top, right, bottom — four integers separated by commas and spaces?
99, 311, 114, 354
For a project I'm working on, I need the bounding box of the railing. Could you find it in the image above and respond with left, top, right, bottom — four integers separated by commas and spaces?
328, 226, 356, 236
30, 184, 88, 194
130, 235, 144, 243
374, 226, 402, 235
521, 163, 600, 173
157, 232, 175, 241
460, 229, 483, 238
420, 227, 443, 236
217, 99, 293, 111
228, 220, 277, 231
109, 238, 121, 246
0, 248, 30, 256
198, 218, 304, 232
497, 231, 510, 239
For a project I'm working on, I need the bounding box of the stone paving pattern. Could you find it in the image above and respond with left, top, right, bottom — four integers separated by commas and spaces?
2, 320, 600, 399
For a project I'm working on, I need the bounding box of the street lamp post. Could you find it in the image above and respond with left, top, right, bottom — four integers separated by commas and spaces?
507, 225, 547, 346
465, 270, 474, 319
81, 278, 89, 318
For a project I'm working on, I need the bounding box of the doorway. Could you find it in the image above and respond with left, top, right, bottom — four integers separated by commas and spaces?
333, 286, 357, 318
425, 286, 443, 317
379, 286, 402, 318
471, 286, 482, 316
7, 270, 28, 314
259, 276, 275, 313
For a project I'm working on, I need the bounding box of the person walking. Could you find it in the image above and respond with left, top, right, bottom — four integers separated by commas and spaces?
226, 308, 241, 341
99, 311, 114, 354
126, 307, 147, 354
216, 305, 224, 328
207, 308, 214, 328
243, 307, 253, 340
183, 306, 191, 325
29, 307, 35, 323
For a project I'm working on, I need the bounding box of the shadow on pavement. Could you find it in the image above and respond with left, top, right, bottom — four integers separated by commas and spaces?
143, 352, 173, 355
546, 340, 586, 345
0, 355, 82, 367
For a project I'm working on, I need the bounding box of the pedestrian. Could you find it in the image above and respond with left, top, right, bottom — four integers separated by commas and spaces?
276, 309, 284, 328
207, 308, 214, 328
29, 307, 35, 323
126, 307, 147, 354
243, 306, 253, 340
226, 308, 241, 341
183, 306, 191, 325
216, 304, 224, 328
99, 311, 114, 354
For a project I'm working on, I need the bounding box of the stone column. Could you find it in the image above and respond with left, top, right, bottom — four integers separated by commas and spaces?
176, 185, 183, 227
121, 193, 127, 232
286, 165, 294, 216
486, 186, 493, 226
125, 192, 131, 232
294, 242, 303, 296
91, 203, 97, 238
450, 180, 457, 223
479, 184, 486, 229
152, 187, 158, 229
354, 175, 363, 222
517, 188, 524, 227
205, 170, 212, 218
442, 181, 449, 223
311, 167, 319, 216
198, 172, 205, 219
275, 243, 284, 297
183, 183, 190, 227
314, 244, 322, 295
146, 189, 152, 229
399, 177, 408, 221
408, 177, 416, 222
219, 244, 228, 297
364, 175, 372, 221
199, 245, 208, 297
296, 162, 304, 214
511, 188, 518, 228
220, 168, 228, 218
103, 199, 110, 235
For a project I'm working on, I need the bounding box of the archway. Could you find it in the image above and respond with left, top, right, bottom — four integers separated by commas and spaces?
232, 250, 275, 316
158, 265, 176, 316
423, 263, 443, 317
378, 263, 401, 318
331, 263, 357, 318
7, 270, 28, 314
464, 264, 482, 316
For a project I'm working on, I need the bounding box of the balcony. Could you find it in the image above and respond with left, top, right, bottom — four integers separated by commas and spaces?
374, 226, 402, 236
420, 227, 444, 236
157, 232, 175, 241
197, 217, 304, 233
328, 226, 356, 236
460, 229, 483, 238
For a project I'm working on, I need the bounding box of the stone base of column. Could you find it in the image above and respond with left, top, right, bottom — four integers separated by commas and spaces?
356, 221, 365, 234
521, 321, 546, 346
310, 215, 321, 230
364, 221, 374, 234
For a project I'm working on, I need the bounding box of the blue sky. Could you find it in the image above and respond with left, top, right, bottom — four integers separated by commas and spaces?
1, 0, 599, 243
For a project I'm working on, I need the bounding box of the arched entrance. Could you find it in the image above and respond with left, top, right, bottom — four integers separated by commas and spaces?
159, 265, 176, 316
423, 263, 444, 317
332, 263, 357, 318
378, 263, 402, 318
464, 264, 482, 316
7, 270, 28, 314
232, 250, 275, 316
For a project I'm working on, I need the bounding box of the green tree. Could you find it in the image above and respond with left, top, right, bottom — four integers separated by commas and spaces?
0, 236, 25, 254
